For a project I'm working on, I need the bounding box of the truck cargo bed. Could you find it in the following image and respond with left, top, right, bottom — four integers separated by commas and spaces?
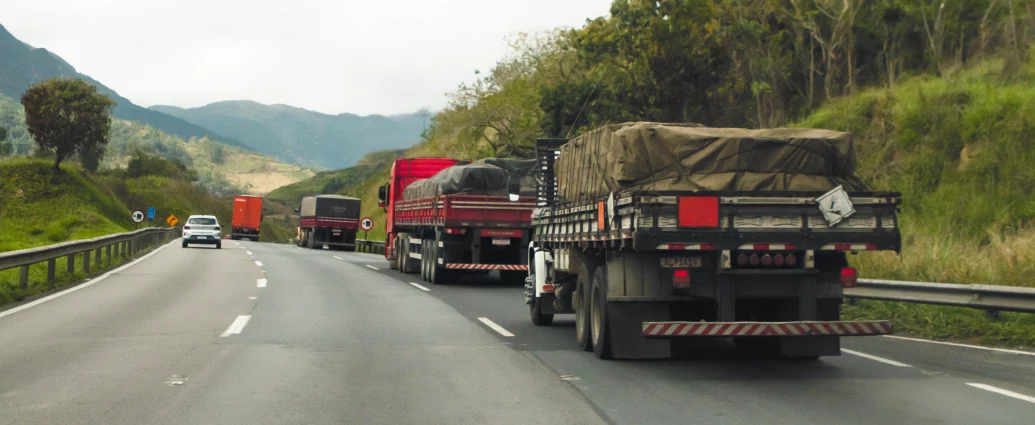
395, 194, 536, 229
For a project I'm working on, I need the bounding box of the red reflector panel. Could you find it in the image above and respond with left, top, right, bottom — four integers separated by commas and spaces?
840, 268, 858, 288
673, 269, 691, 288
481, 228, 523, 238
678, 197, 719, 228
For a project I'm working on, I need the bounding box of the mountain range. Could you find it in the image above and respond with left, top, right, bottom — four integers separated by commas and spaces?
0, 24, 246, 148
151, 102, 428, 169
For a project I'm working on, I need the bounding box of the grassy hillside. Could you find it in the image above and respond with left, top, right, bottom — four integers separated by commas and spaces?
151, 101, 425, 169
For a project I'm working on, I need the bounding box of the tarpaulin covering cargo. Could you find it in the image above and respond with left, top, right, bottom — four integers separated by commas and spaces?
300, 195, 361, 218
555, 122, 869, 202
402, 159, 537, 200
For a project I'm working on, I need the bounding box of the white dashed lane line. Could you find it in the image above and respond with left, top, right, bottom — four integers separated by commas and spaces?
333, 256, 344, 260
254, 261, 263, 267
841, 349, 912, 367
477, 317, 514, 337
967, 383, 1035, 405
408, 282, 431, 292
257, 279, 267, 288
220, 315, 252, 337
246, 251, 253, 256
365, 265, 379, 271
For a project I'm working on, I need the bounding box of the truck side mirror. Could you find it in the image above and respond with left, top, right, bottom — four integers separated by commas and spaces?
507, 173, 522, 202
377, 185, 387, 202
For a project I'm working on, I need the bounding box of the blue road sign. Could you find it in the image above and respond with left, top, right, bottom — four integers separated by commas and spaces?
147, 207, 156, 220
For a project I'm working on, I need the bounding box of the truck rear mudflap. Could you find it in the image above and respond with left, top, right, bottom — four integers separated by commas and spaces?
642, 320, 892, 338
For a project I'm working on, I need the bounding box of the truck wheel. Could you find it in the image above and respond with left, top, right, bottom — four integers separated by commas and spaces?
590, 269, 613, 359
530, 297, 554, 326
430, 244, 448, 285
575, 263, 595, 352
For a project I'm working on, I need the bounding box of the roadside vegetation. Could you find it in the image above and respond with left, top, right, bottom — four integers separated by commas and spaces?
273, 1, 1035, 348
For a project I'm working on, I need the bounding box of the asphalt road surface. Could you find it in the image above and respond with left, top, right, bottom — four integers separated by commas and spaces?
1, 240, 1033, 424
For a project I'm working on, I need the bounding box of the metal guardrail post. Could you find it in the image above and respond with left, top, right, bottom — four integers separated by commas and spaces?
47, 258, 56, 289
83, 250, 91, 274
67, 254, 75, 274
95, 247, 102, 266
19, 265, 29, 290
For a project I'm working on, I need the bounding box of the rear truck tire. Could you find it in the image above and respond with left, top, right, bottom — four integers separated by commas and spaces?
430, 243, 448, 285
402, 239, 419, 274
530, 296, 554, 326
308, 230, 318, 249
420, 240, 428, 281
424, 240, 433, 282
590, 268, 613, 359
575, 262, 595, 352
399, 237, 411, 274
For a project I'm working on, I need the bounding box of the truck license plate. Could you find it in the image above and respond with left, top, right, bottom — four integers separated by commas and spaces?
492, 238, 511, 246
661, 257, 702, 268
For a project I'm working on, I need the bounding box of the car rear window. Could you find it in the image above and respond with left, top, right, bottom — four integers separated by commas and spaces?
188, 218, 217, 225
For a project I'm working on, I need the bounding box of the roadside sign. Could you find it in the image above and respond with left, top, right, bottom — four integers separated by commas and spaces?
131, 210, 145, 223
147, 207, 156, 220
360, 217, 374, 231
166, 214, 179, 227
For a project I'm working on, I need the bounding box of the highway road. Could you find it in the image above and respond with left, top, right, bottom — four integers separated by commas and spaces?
1, 240, 1034, 424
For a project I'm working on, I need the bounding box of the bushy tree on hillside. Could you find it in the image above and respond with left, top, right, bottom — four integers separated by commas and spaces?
78, 144, 105, 172
21, 78, 116, 170
0, 126, 10, 157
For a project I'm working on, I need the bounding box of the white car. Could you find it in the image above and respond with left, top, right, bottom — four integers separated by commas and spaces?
182, 215, 223, 249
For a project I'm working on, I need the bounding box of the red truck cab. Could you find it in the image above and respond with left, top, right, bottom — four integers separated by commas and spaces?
379, 158, 460, 261
231, 195, 263, 241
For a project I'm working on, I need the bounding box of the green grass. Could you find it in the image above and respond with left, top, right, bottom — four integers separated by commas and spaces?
798, 55, 1035, 348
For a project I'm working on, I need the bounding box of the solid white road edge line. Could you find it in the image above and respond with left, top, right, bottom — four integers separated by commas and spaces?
365, 265, 379, 271
841, 349, 912, 367
408, 282, 431, 292
333, 256, 344, 260
254, 260, 263, 267
967, 383, 1035, 404
883, 335, 1035, 357
477, 317, 515, 337
0, 240, 176, 321
257, 279, 267, 288
220, 315, 252, 337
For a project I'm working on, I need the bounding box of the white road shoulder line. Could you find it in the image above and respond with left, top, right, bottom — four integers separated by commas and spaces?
220, 315, 252, 337
0, 240, 176, 320
841, 349, 912, 367
254, 260, 263, 267
408, 282, 431, 292
257, 279, 267, 288
477, 317, 514, 337
333, 256, 344, 260
883, 335, 1035, 357
365, 265, 379, 271
967, 383, 1035, 404
246, 251, 253, 256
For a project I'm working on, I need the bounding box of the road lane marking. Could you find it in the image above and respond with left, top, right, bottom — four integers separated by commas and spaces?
333, 256, 344, 260
257, 279, 267, 288
884, 335, 1035, 357
477, 317, 514, 337
408, 282, 431, 292
365, 265, 379, 271
220, 315, 252, 337
0, 240, 175, 320
246, 251, 253, 256
249, 296, 258, 300
967, 383, 1035, 404
842, 349, 912, 367
254, 261, 263, 267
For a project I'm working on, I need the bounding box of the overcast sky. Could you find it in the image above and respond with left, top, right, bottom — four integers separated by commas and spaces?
0, 0, 612, 116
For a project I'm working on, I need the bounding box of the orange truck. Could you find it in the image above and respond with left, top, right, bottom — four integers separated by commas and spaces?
231, 195, 264, 241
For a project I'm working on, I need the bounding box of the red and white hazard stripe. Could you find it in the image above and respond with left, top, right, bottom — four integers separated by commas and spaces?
445, 263, 529, 271
739, 244, 797, 251
641, 320, 892, 337
656, 243, 716, 251
821, 243, 879, 251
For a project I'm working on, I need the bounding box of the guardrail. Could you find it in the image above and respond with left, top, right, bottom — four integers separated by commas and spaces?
0, 227, 180, 291
356, 239, 385, 255
847, 279, 1035, 315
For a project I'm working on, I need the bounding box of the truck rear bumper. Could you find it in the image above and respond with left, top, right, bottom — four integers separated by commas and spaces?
642, 320, 892, 338
444, 263, 528, 271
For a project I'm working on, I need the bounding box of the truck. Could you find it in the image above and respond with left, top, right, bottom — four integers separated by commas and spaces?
231, 195, 263, 241
517, 123, 902, 360
378, 158, 537, 285
296, 195, 362, 251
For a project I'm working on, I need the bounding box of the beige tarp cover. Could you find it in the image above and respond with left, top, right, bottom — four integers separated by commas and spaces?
555, 122, 869, 202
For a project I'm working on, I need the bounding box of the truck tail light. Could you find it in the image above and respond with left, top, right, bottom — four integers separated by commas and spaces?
737, 253, 749, 266
677, 196, 719, 228
673, 269, 690, 288
749, 253, 760, 266
774, 254, 785, 266
445, 228, 467, 235
761, 254, 773, 266
786, 254, 798, 267
840, 268, 858, 288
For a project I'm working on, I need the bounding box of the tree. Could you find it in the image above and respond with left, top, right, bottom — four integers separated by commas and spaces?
79, 144, 105, 172
21, 78, 116, 170
0, 126, 9, 157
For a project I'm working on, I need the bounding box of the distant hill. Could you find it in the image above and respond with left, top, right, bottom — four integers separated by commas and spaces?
0, 23, 247, 148
151, 101, 427, 169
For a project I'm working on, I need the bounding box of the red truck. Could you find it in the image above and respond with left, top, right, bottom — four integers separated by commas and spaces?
296, 195, 361, 251
378, 158, 537, 285
231, 195, 263, 241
